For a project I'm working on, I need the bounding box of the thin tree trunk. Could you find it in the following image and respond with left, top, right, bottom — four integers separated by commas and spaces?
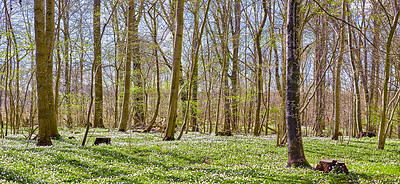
332, 0, 346, 140
221, 1, 231, 135
143, 2, 161, 133
119, 0, 134, 132
133, 14, 144, 127
231, 0, 241, 132
369, 0, 380, 132
64, 0, 72, 128
313, 13, 326, 137
190, 0, 200, 132
265, 48, 272, 136
254, 0, 268, 136
347, 8, 362, 134
55, 14, 61, 130
164, 0, 185, 141
377, 9, 400, 150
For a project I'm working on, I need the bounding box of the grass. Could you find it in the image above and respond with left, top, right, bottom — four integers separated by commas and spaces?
0, 128, 399, 183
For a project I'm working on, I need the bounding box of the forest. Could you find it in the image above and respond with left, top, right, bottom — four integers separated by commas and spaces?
0, 0, 400, 183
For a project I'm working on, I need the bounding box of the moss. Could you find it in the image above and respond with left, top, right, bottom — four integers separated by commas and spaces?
291, 161, 312, 169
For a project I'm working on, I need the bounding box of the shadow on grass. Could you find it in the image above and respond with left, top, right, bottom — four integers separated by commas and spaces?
1, 135, 396, 183
0, 166, 49, 184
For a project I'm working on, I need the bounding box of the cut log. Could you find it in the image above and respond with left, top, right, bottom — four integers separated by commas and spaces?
94, 137, 111, 145
315, 159, 349, 174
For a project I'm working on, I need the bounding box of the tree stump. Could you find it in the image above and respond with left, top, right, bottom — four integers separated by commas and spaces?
357, 132, 376, 138
94, 137, 111, 145
216, 131, 233, 136
315, 160, 349, 174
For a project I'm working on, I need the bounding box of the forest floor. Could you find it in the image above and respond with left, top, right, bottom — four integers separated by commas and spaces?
0, 128, 399, 183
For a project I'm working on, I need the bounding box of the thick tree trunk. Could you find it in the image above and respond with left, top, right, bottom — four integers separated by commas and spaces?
164, 0, 185, 141
45, 0, 59, 138
35, 0, 53, 146
286, 0, 310, 168
93, 0, 104, 128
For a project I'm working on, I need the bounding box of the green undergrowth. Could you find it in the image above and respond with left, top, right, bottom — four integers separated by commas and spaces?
0, 128, 399, 183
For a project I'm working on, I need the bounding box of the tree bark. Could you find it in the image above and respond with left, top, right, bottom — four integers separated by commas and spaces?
190, 0, 200, 132
254, 0, 268, 136
377, 9, 400, 150
132, 10, 144, 127
313, 13, 326, 137
368, 0, 381, 132
164, 0, 185, 141
64, 0, 72, 128
286, 0, 310, 168
93, 0, 104, 128
118, 0, 134, 132
332, 0, 346, 140
35, 0, 53, 146
222, 1, 231, 135
45, 0, 59, 138
231, 0, 241, 132
347, 7, 362, 134
143, 1, 161, 133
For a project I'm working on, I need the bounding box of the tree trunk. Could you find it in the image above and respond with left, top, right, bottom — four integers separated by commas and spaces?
347, 8, 362, 134
190, 0, 200, 132
164, 0, 185, 141
231, 0, 241, 132
368, 0, 380, 132
313, 14, 326, 137
133, 16, 144, 127
221, 2, 231, 135
35, 0, 53, 146
118, 0, 134, 132
254, 0, 268, 136
286, 0, 310, 168
359, 0, 370, 134
45, 0, 59, 138
63, 0, 72, 128
54, 4, 62, 131
377, 9, 400, 150
332, 0, 346, 140
143, 2, 161, 133
93, 0, 104, 128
